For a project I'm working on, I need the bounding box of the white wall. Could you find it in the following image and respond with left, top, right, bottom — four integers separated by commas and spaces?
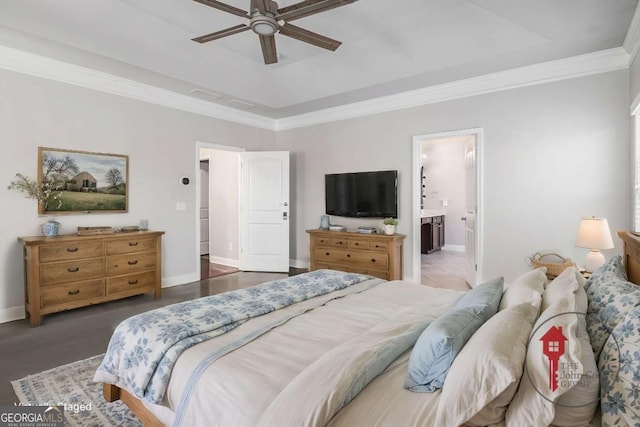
0, 68, 276, 322
0, 60, 632, 322
276, 70, 631, 283
630, 52, 640, 106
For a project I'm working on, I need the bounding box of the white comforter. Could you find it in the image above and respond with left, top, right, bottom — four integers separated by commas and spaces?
140, 279, 463, 426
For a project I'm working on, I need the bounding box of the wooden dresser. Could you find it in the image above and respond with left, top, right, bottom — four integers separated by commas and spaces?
18, 230, 164, 327
306, 229, 405, 280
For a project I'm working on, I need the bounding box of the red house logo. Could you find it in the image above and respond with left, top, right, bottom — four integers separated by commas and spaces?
540, 325, 567, 391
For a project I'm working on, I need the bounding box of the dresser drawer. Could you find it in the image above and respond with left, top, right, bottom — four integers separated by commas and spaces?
348, 239, 370, 250
106, 237, 157, 255
39, 241, 104, 262
313, 236, 333, 247
313, 248, 389, 270
106, 252, 157, 276
107, 271, 156, 295
368, 241, 390, 252
40, 259, 105, 286
332, 238, 348, 248
41, 279, 105, 308
348, 251, 389, 270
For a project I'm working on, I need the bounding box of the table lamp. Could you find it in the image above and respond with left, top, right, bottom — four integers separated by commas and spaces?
575, 217, 614, 273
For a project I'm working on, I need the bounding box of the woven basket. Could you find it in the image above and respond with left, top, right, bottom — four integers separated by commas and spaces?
530, 252, 575, 280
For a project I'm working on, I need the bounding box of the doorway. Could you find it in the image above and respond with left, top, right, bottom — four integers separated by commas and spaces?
196, 143, 243, 279
412, 128, 483, 288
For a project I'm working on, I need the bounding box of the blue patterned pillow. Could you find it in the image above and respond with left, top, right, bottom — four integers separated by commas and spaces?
405, 277, 504, 392
585, 256, 640, 358
599, 305, 640, 426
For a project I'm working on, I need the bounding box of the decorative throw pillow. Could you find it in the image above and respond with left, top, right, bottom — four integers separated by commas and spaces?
584, 256, 640, 358
499, 267, 547, 312
404, 277, 504, 392
506, 269, 599, 427
599, 305, 640, 427
434, 303, 538, 426
542, 266, 586, 312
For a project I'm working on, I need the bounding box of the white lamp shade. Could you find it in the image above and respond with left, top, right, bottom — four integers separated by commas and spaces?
575, 217, 614, 250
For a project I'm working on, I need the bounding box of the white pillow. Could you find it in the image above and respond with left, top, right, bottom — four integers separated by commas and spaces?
542, 266, 586, 312
499, 267, 546, 311
434, 303, 538, 426
506, 268, 598, 426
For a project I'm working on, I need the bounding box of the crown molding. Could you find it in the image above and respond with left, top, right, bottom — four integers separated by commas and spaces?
275, 47, 630, 130
624, 2, 640, 61
0, 44, 630, 132
0, 45, 276, 131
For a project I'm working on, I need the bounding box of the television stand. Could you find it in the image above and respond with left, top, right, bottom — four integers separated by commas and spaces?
306, 229, 405, 280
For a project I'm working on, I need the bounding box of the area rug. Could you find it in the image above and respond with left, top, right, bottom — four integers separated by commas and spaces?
11, 354, 141, 427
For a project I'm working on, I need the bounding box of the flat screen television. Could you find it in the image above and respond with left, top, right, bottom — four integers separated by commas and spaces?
325, 170, 398, 218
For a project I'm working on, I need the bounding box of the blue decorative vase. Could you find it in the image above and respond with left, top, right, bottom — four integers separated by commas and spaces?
42, 220, 60, 237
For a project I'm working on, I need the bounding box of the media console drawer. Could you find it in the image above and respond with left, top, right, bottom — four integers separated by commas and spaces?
307, 229, 404, 281
19, 230, 164, 327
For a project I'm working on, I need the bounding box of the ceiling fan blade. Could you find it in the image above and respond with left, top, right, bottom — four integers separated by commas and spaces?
279, 23, 341, 51
259, 35, 278, 64
192, 24, 250, 43
193, 0, 249, 18
252, 0, 273, 14
276, 0, 356, 22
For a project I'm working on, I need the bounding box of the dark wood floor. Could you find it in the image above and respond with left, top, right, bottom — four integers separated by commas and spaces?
0, 269, 305, 404
200, 256, 239, 280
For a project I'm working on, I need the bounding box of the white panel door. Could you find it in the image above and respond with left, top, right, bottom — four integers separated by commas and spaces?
464, 139, 477, 286
240, 151, 290, 272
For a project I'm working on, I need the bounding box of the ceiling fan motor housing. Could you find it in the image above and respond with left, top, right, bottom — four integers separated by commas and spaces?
250, 10, 278, 36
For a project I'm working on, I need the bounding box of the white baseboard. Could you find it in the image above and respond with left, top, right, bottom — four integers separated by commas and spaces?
442, 245, 465, 252
162, 273, 200, 288
208, 256, 240, 268
0, 305, 26, 323
290, 259, 309, 269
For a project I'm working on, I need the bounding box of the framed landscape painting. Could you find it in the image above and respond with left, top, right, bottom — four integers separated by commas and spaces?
38, 147, 128, 215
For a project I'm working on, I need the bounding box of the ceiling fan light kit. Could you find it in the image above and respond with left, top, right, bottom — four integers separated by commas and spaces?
250, 12, 278, 36
192, 0, 358, 64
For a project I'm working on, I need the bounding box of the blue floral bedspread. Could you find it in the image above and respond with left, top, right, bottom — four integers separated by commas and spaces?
94, 269, 372, 404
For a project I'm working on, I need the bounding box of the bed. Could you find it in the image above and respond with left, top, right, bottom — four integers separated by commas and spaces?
96, 231, 640, 427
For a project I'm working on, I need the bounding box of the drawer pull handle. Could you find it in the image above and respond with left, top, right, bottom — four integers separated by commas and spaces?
128, 260, 138, 265
325, 252, 330, 256
67, 247, 78, 252
371, 259, 376, 263
68, 289, 80, 295
129, 242, 139, 246
347, 254, 351, 258
128, 279, 138, 285
68, 267, 79, 272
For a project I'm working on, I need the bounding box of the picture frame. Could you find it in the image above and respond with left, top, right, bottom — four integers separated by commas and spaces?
38, 147, 129, 215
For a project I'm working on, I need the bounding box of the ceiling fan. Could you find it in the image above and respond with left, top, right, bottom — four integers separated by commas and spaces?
192, 0, 358, 64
